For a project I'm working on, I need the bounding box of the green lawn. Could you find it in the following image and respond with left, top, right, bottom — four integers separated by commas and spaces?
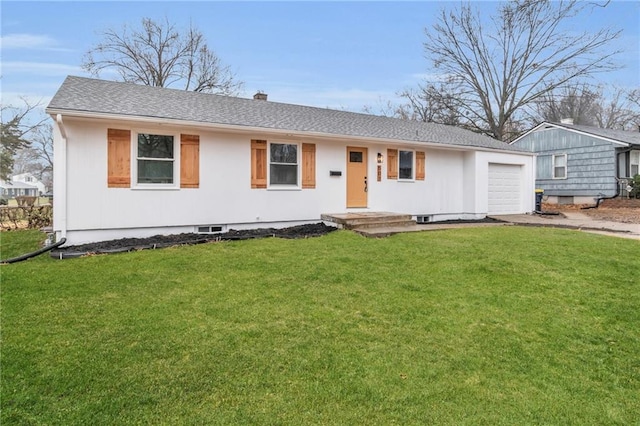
2, 228, 639, 424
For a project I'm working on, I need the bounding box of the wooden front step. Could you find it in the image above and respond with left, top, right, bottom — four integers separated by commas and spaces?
321, 212, 414, 230
350, 219, 415, 229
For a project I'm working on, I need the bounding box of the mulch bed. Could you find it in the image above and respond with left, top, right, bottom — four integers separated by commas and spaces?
51, 223, 337, 259
49, 217, 513, 259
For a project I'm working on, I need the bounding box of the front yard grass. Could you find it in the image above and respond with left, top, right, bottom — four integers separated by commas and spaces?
2, 227, 639, 424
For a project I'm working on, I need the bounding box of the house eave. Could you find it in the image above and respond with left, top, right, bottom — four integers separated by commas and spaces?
46, 108, 532, 156
512, 122, 632, 147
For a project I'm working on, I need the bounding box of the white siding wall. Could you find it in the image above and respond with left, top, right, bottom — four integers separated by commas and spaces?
365, 145, 466, 216
54, 118, 535, 244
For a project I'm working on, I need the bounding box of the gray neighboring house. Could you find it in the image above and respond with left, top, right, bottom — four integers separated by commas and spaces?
511, 121, 640, 204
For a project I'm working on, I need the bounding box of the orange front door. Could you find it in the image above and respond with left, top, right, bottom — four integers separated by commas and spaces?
346, 147, 368, 208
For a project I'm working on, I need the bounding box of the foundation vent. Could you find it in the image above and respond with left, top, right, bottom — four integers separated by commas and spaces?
197, 225, 224, 234
416, 215, 432, 224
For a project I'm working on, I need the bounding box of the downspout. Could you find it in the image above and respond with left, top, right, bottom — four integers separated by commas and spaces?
581, 181, 620, 210
56, 114, 68, 241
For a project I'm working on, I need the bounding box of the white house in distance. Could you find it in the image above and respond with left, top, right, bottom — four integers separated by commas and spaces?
0, 180, 39, 199
12, 172, 47, 195
46, 76, 535, 246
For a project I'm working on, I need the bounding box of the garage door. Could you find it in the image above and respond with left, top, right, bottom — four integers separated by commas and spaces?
488, 163, 522, 214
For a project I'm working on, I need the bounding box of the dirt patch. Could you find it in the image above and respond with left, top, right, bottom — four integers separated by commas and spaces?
580, 208, 640, 224
51, 223, 337, 259
542, 204, 640, 224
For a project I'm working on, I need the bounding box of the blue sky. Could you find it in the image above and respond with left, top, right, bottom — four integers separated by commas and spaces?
1, 1, 639, 118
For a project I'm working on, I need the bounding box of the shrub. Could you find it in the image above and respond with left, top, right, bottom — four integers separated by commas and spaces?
630, 174, 640, 199
0, 205, 52, 230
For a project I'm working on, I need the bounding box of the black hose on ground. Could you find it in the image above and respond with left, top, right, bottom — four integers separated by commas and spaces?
1, 238, 67, 264
581, 187, 620, 210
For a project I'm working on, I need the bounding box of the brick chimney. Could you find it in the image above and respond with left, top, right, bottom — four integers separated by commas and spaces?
253, 92, 268, 101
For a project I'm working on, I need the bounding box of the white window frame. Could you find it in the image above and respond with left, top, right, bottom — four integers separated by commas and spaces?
398, 149, 415, 181
133, 130, 179, 189
631, 150, 640, 177
268, 141, 300, 189
552, 154, 567, 180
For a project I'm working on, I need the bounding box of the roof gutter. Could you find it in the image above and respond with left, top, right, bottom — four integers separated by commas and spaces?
45, 108, 533, 156
55, 114, 68, 242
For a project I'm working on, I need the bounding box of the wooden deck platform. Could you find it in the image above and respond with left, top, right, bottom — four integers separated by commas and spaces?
321, 212, 415, 230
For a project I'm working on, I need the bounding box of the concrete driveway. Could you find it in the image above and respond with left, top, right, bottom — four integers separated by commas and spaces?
491, 212, 640, 240
351, 211, 639, 240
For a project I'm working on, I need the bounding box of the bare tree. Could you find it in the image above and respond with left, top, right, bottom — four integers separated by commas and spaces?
594, 88, 640, 130
628, 89, 640, 109
1, 99, 47, 181
533, 83, 640, 130
362, 82, 464, 124
533, 83, 601, 126
14, 123, 54, 189
362, 97, 405, 119
83, 18, 242, 95
398, 81, 464, 125
421, 0, 622, 141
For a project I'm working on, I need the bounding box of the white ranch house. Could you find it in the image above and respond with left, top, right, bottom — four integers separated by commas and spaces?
47, 76, 535, 245
12, 172, 47, 195
0, 180, 39, 199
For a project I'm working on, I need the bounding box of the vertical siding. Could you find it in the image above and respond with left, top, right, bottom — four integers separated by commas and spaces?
513, 128, 617, 196
536, 155, 552, 179
56, 118, 536, 245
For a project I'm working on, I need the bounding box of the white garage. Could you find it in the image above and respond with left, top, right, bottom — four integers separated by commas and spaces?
488, 163, 523, 214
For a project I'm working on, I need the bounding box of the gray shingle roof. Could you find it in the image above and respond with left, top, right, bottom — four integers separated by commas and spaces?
47, 76, 528, 153
548, 121, 640, 146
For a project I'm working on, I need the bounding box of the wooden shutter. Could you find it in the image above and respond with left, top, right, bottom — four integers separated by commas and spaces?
302, 143, 316, 189
416, 151, 425, 180
107, 129, 131, 188
180, 134, 200, 188
387, 149, 398, 180
251, 140, 267, 188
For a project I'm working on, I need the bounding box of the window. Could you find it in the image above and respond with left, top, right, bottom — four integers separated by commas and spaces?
350, 152, 363, 163
137, 133, 174, 184
252, 140, 315, 189
270, 143, 298, 186
399, 150, 413, 180
386, 149, 424, 180
108, 129, 198, 189
631, 150, 640, 177
553, 154, 567, 179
